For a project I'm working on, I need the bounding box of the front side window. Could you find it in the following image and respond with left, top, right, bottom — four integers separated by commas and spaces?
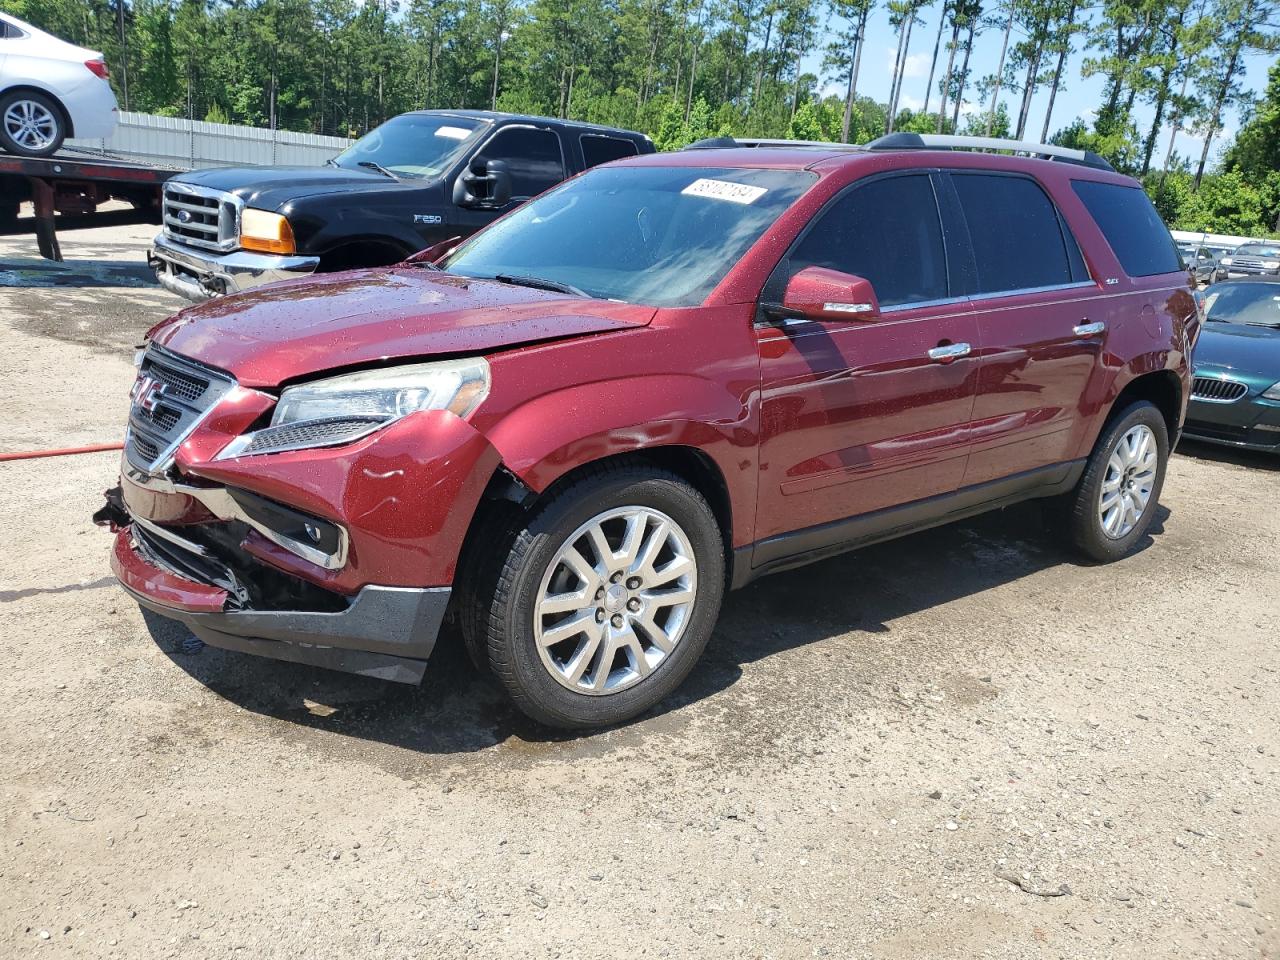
788, 174, 948, 308
331, 114, 484, 179
444, 165, 816, 307
476, 127, 565, 200
952, 173, 1077, 294
1071, 180, 1181, 278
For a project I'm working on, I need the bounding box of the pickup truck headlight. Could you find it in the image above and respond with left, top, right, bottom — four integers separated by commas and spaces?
240, 208, 296, 255
1263, 261, 1280, 269
217, 359, 490, 459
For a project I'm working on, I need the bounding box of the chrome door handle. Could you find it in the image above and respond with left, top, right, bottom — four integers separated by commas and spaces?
927, 342, 971, 361
1073, 321, 1106, 337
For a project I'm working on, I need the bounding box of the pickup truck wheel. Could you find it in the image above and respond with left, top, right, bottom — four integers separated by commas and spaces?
478, 466, 725, 729
1065, 400, 1168, 563
0, 91, 66, 158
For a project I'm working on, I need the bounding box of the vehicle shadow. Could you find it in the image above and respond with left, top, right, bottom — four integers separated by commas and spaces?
1176, 438, 1280, 472
146, 498, 1170, 756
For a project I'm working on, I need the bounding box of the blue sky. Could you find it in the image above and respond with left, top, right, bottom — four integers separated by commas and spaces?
809, 4, 1274, 167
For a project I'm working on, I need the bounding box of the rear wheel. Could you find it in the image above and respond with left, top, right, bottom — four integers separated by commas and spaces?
468, 465, 725, 729
1064, 400, 1169, 562
0, 91, 66, 158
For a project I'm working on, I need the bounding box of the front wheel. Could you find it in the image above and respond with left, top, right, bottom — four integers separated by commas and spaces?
469, 465, 726, 729
0, 91, 66, 158
1064, 400, 1169, 562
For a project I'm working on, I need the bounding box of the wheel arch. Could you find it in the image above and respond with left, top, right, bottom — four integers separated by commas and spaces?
1109, 368, 1183, 441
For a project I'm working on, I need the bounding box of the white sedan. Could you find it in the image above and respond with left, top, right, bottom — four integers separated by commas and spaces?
0, 11, 118, 157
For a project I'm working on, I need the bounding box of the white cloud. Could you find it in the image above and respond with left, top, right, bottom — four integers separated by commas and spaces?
899, 94, 924, 112
884, 47, 930, 80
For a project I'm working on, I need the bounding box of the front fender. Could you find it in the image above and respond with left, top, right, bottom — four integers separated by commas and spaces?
483, 373, 758, 547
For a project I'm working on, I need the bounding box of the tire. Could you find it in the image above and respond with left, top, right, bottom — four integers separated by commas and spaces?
1064, 400, 1169, 562
0, 90, 67, 158
468, 464, 726, 729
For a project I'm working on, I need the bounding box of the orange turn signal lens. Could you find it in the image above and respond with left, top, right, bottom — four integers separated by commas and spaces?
240, 208, 296, 255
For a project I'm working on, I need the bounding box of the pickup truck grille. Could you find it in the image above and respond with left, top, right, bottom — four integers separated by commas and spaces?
1191, 376, 1248, 403
162, 182, 240, 251
126, 345, 236, 473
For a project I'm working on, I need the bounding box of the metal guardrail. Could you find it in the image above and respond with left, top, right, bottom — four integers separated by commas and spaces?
66, 112, 354, 171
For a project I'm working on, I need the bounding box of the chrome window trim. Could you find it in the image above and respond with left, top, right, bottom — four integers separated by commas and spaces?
879, 295, 972, 314
965, 280, 1097, 301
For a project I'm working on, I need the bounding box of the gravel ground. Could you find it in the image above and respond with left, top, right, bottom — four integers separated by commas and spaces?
1, 223, 1277, 959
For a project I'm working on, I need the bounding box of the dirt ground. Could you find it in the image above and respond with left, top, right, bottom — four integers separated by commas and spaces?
0, 222, 1277, 960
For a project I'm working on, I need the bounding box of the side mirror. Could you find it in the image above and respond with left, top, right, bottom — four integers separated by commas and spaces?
778, 266, 880, 322
453, 157, 513, 209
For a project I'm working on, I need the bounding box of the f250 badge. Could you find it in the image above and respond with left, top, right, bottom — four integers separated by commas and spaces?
413, 214, 443, 225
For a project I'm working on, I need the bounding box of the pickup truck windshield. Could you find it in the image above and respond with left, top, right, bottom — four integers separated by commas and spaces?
332, 115, 484, 179
444, 166, 816, 306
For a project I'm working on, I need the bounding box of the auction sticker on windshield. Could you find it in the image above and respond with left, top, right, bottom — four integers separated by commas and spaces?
681, 178, 768, 205
435, 126, 473, 140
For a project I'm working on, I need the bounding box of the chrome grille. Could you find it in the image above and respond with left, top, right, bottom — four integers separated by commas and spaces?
1191, 376, 1248, 403
1230, 256, 1263, 269
126, 345, 236, 473
162, 182, 240, 251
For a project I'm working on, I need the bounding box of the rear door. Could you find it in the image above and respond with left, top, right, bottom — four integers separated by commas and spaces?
944, 171, 1105, 485
753, 172, 980, 553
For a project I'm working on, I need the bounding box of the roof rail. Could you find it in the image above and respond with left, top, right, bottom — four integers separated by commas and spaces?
682, 136, 862, 152
865, 132, 1114, 172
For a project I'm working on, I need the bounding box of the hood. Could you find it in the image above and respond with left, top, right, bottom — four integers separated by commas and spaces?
1193, 322, 1280, 383
147, 267, 656, 388
177, 166, 418, 212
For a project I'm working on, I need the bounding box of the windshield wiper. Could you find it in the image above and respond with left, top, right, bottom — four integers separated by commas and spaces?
357, 160, 397, 179
325, 157, 339, 167
493, 274, 588, 297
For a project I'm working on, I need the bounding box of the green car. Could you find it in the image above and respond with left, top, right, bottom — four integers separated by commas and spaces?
1183, 278, 1280, 452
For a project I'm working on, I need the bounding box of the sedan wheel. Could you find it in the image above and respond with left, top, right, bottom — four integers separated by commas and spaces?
0, 92, 66, 157
534, 506, 697, 695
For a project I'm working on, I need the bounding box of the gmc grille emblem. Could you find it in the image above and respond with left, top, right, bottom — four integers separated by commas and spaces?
131, 375, 167, 414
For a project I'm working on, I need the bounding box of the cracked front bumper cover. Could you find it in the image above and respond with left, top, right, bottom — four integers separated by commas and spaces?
111, 525, 450, 684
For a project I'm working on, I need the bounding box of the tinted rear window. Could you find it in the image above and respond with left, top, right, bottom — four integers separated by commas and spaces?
581, 135, 640, 168
1071, 180, 1181, 277
952, 173, 1079, 294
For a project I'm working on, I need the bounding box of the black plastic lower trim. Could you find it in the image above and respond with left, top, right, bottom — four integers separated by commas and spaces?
126, 583, 451, 684
731, 459, 1085, 588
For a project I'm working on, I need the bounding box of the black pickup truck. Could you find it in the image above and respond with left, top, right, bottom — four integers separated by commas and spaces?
149, 110, 654, 301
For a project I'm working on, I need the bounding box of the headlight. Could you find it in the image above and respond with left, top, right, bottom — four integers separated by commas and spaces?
1264, 261, 1280, 269
1263, 381, 1280, 401
240, 208, 296, 255
217, 358, 490, 459
1220, 257, 1233, 265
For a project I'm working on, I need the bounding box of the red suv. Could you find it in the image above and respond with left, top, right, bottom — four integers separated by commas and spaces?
102, 133, 1198, 728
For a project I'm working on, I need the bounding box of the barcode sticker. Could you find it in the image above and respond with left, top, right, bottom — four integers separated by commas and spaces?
681, 178, 768, 205
435, 126, 473, 140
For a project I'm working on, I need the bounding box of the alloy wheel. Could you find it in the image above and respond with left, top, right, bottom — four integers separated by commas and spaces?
3, 100, 58, 152
534, 506, 697, 695
1098, 423, 1157, 539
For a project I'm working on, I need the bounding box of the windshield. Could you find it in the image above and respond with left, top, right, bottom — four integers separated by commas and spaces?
332, 115, 484, 179
1204, 282, 1280, 327
443, 165, 817, 306
1233, 244, 1280, 259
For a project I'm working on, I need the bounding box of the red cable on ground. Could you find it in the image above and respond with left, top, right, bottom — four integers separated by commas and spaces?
0, 442, 123, 463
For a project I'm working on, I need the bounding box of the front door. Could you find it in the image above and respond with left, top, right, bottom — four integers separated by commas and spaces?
942, 171, 1106, 485
450, 124, 569, 239
753, 173, 981, 562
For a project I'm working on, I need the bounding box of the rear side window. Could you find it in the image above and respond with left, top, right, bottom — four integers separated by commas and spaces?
581, 135, 639, 168
476, 127, 566, 200
789, 174, 948, 308
951, 173, 1081, 294
1071, 180, 1181, 277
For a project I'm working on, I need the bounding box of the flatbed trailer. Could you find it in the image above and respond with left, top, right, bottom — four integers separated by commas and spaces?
0, 150, 178, 261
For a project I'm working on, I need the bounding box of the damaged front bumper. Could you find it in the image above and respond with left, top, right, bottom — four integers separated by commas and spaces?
103, 484, 450, 684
